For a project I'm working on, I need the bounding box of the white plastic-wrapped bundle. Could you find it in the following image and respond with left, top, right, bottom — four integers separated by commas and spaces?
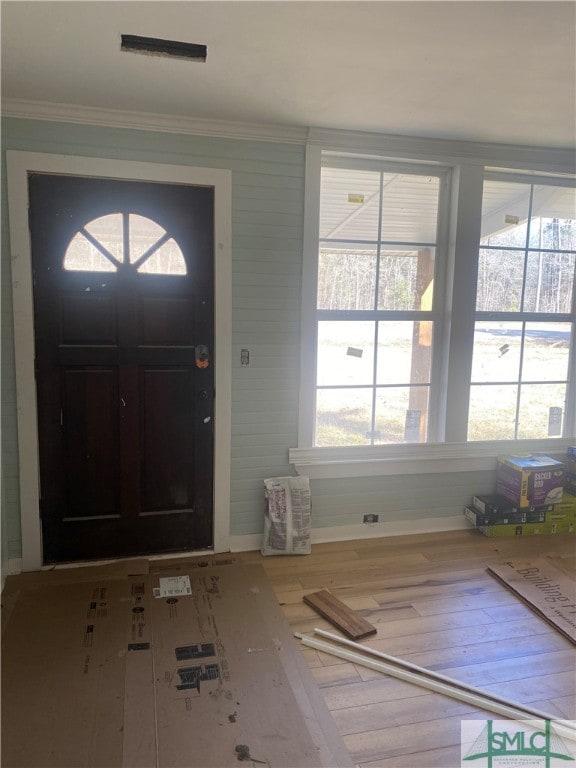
262, 476, 311, 556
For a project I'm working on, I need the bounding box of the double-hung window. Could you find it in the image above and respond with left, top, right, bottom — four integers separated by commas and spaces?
312, 158, 448, 447
470, 176, 576, 440
298, 151, 576, 460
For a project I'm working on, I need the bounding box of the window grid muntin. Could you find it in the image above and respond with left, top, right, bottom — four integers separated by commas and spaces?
471, 175, 576, 441
318, 383, 432, 392
477, 246, 576, 314
79, 227, 121, 269
369, 172, 385, 438
302, 148, 575, 455
63, 213, 187, 275
122, 211, 130, 265
319, 238, 438, 248
316, 163, 442, 446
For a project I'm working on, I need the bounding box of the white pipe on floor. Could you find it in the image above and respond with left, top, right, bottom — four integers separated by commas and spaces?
311, 627, 554, 719
296, 632, 576, 746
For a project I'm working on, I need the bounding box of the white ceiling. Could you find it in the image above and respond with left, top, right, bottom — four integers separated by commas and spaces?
1, 1, 575, 149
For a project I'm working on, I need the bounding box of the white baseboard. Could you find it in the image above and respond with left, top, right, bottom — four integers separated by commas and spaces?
2, 516, 469, 581
230, 515, 468, 553
5, 558, 23, 575
1, 557, 24, 591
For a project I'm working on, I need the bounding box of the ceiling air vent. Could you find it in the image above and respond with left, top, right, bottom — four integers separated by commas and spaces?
121, 35, 207, 62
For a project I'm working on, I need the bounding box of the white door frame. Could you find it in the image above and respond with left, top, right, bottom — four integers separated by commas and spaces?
7, 151, 232, 571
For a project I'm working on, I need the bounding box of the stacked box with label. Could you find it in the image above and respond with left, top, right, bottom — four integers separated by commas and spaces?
496, 454, 565, 507
468, 491, 576, 537
464, 494, 551, 526
479, 520, 575, 537
565, 446, 576, 494
480, 496, 576, 535
549, 489, 576, 520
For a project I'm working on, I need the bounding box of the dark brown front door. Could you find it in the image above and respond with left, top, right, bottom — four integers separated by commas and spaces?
29, 174, 214, 563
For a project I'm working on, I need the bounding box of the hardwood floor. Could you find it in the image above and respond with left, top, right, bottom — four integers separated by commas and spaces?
2, 529, 574, 767
239, 529, 576, 768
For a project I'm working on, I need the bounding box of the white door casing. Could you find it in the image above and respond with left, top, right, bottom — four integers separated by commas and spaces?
7, 151, 232, 570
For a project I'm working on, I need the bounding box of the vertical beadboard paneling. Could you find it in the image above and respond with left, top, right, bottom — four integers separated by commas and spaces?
1, 154, 22, 560
227, 139, 304, 535
309, 470, 497, 528
1, 116, 516, 565
0, 117, 305, 557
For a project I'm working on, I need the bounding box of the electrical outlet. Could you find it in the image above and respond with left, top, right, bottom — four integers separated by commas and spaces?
363, 514, 379, 524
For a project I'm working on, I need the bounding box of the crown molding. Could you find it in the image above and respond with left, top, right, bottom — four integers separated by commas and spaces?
1, 98, 309, 144
2, 98, 575, 173
309, 127, 576, 174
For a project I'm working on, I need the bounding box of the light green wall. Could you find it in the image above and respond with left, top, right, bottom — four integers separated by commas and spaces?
309, 470, 496, 527
2, 147, 20, 562
1, 117, 305, 559
1, 116, 497, 566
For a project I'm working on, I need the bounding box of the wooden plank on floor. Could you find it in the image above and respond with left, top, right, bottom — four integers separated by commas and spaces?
312, 662, 363, 688
397, 632, 570, 673
331, 691, 481, 736
304, 589, 377, 640
549, 695, 576, 719
358, 743, 463, 768
439, 649, 576, 689
342, 713, 487, 765
4, 530, 575, 768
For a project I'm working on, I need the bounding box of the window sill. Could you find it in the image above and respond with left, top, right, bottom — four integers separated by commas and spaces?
289, 438, 573, 479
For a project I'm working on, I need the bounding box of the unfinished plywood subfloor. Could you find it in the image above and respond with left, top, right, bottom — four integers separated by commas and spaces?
238, 529, 576, 768
1, 561, 352, 768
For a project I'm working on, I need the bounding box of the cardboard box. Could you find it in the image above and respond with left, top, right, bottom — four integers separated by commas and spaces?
478, 519, 575, 537
465, 505, 546, 527
549, 490, 576, 520
496, 454, 565, 508
471, 494, 552, 516
565, 447, 576, 478
487, 560, 576, 644
565, 472, 576, 494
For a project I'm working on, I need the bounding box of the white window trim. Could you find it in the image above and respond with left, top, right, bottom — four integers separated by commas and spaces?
289, 439, 574, 479
296, 143, 576, 479
7, 151, 232, 571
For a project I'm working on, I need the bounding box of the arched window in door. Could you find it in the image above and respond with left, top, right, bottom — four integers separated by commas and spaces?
63, 213, 187, 274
